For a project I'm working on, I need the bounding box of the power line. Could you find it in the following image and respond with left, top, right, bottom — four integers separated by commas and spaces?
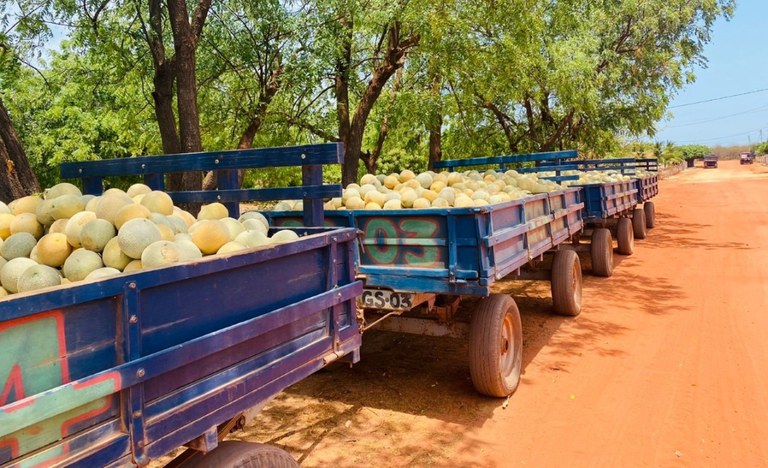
676, 125, 768, 143
664, 103, 768, 128
669, 88, 768, 109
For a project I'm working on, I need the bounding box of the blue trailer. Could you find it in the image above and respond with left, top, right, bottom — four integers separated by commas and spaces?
267, 153, 585, 397
0, 144, 362, 467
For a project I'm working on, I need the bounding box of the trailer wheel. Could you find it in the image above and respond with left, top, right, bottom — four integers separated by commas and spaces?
184, 441, 299, 468
469, 294, 522, 397
644, 202, 656, 229
616, 218, 634, 255
591, 228, 613, 277
632, 208, 647, 239
551, 250, 582, 316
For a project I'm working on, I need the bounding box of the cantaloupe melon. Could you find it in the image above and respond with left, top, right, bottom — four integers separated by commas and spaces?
140, 191, 174, 215
85, 195, 100, 212
175, 239, 203, 261
0, 213, 15, 239
220, 217, 245, 240
242, 218, 268, 235
102, 237, 131, 270
44, 182, 81, 200
235, 231, 271, 248
96, 193, 133, 225
1, 232, 37, 260
85, 267, 121, 280
345, 196, 365, 210
189, 220, 230, 255
141, 240, 182, 268
48, 194, 85, 220
431, 198, 450, 208
156, 223, 175, 241
63, 248, 104, 281
126, 183, 152, 198
400, 169, 416, 182
238, 212, 269, 231
10, 195, 41, 215
115, 203, 151, 228
123, 260, 143, 272
217, 241, 247, 254
118, 218, 162, 259
80, 219, 116, 252
173, 207, 196, 228
197, 202, 229, 220
166, 215, 188, 234
10, 212, 43, 239
0, 286, 8, 298
65, 211, 97, 248
383, 199, 402, 210
271, 229, 300, 243
412, 198, 431, 209
364, 202, 382, 210
36, 233, 72, 267
35, 199, 56, 226
17, 264, 61, 292
1, 257, 38, 293
0, 201, 9, 215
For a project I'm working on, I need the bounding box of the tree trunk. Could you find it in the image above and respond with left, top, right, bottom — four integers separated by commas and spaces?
0, 97, 40, 202
336, 17, 355, 186
152, 61, 181, 155
339, 22, 419, 185
166, 0, 210, 196
366, 67, 403, 175
428, 113, 442, 171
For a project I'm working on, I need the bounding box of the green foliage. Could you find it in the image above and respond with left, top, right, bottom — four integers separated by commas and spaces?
2, 0, 734, 189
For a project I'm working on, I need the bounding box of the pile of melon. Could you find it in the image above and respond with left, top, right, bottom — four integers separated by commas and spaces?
0, 183, 298, 298
273, 169, 565, 211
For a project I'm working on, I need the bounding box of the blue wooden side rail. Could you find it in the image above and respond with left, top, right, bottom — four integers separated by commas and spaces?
60, 143, 344, 226
433, 150, 578, 172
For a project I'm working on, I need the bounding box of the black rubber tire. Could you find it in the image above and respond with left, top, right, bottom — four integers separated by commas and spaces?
468, 294, 523, 397
590, 228, 613, 277
551, 250, 582, 316
632, 208, 647, 239
644, 201, 656, 229
184, 441, 299, 468
616, 217, 634, 255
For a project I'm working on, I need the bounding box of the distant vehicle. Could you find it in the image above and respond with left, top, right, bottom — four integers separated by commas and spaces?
703, 154, 718, 169
739, 151, 755, 165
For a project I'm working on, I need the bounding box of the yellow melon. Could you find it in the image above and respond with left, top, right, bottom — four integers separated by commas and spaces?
1, 232, 37, 260
156, 223, 175, 241
80, 219, 116, 253
10, 213, 43, 239
383, 199, 402, 210
35, 199, 56, 226
1, 257, 38, 293
123, 260, 143, 272
126, 183, 152, 198
241, 218, 268, 235
238, 212, 269, 231
0, 213, 15, 239
220, 217, 245, 240
141, 240, 182, 268
36, 233, 72, 267
103, 237, 131, 270
270, 229, 300, 243
17, 264, 61, 292
118, 218, 162, 259
175, 239, 203, 261
0, 286, 8, 298
63, 248, 104, 281
344, 196, 365, 210
0, 201, 9, 214
189, 220, 230, 255
217, 241, 247, 254
47, 194, 85, 221
197, 202, 229, 220
44, 182, 81, 200
235, 231, 271, 248
85, 195, 100, 212
400, 169, 416, 182
96, 193, 134, 225
115, 203, 151, 228
140, 191, 174, 215
173, 207, 197, 228
412, 198, 431, 209
85, 267, 121, 281
10, 195, 42, 215
65, 211, 97, 248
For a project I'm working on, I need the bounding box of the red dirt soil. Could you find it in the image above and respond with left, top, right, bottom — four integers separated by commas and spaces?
228, 159, 768, 467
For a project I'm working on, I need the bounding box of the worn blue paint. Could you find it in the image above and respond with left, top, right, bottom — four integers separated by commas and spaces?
266, 188, 584, 296
3, 145, 361, 467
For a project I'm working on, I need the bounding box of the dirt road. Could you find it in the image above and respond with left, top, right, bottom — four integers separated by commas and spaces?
237, 159, 768, 467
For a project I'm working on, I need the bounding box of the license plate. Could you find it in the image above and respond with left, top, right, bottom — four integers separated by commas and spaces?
357, 289, 415, 311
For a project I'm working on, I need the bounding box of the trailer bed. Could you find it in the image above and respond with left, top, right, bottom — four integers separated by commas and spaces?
0, 227, 361, 467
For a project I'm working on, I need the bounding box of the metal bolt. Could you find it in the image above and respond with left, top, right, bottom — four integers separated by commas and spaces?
301, 153, 306, 159
128, 282, 137, 289
133, 410, 142, 419
129, 315, 138, 324
78, 168, 83, 174
141, 164, 146, 169
216, 195, 222, 200
214, 159, 220, 164
136, 368, 145, 378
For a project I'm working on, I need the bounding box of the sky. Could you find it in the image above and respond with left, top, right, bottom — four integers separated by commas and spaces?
653, 0, 768, 147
